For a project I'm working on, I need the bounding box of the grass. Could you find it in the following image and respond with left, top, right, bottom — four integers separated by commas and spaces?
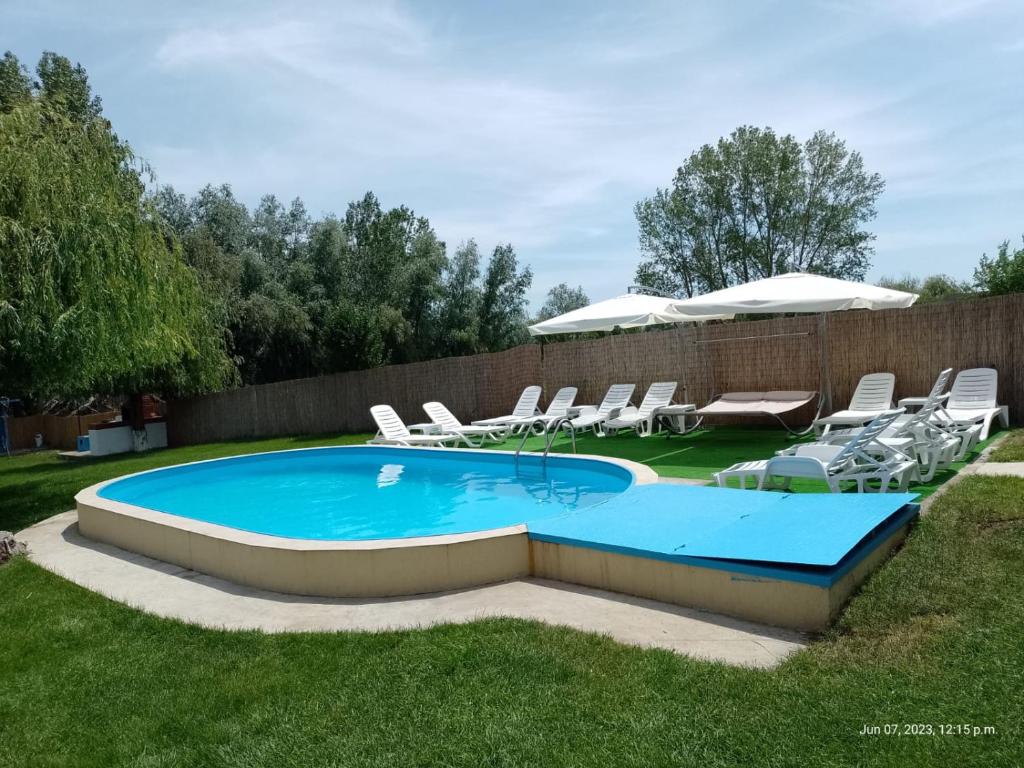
0, 429, 1019, 766
989, 430, 1024, 462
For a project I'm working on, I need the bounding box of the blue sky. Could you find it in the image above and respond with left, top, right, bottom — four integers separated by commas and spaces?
7, 0, 1024, 306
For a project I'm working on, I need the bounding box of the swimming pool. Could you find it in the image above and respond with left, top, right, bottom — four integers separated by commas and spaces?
75, 445, 917, 631
96, 446, 635, 540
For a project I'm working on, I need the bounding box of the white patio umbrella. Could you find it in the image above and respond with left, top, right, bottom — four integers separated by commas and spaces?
668, 272, 918, 316
667, 273, 919, 414
528, 293, 731, 336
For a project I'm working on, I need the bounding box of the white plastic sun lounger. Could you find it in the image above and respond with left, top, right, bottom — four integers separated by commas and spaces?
497, 387, 579, 430
368, 405, 460, 447
570, 384, 636, 434
762, 410, 916, 492
935, 367, 1008, 442
812, 373, 895, 436
694, 390, 820, 435
600, 381, 678, 437
806, 369, 959, 483
423, 402, 509, 447
471, 385, 542, 433
715, 410, 915, 493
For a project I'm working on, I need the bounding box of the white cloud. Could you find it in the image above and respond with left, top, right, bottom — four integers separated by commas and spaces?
128, 0, 1024, 299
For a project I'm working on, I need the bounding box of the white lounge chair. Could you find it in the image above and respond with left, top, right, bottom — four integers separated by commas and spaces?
471, 386, 542, 433
571, 384, 636, 434
763, 410, 916, 492
812, 373, 895, 436
600, 381, 678, 437
935, 368, 1008, 443
422, 402, 509, 447
715, 410, 916, 493
497, 387, 579, 430
811, 369, 959, 484
368, 405, 460, 447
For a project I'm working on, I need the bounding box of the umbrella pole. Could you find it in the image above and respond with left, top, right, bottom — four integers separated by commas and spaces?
818, 313, 832, 414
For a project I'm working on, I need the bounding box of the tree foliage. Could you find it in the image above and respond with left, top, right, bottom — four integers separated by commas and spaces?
974, 238, 1024, 296
635, 126, 884, 296
0, 51, 232, 399
536, 283, 589, 322
876, 273, 974, 304
1, 49, 553, 398
155, 188, 535, 385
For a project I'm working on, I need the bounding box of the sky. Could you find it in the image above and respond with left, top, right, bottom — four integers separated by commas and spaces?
6, 0, 1024, 307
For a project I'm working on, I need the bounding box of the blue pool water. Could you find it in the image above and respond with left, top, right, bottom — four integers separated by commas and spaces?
97, 447, 634, 540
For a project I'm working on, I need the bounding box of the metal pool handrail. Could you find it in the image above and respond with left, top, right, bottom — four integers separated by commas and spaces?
514, 417, 577, 465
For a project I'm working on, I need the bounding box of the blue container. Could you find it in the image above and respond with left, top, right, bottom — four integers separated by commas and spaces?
77, 435, 90, 452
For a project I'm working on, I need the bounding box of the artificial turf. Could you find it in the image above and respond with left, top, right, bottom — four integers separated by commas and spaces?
495, 426, 994, 497
1, 466, 1021, 765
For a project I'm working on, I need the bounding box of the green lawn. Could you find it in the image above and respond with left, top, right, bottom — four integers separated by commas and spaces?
1, 430, 1020, 766
989, 430, 1024, 462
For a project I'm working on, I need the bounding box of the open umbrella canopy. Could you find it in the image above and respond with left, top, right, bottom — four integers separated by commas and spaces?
528, 294, 732, 336
669, 273, 918, 316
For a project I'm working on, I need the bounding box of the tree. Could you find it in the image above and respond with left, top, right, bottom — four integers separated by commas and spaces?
876, 274, 974, 304
635, 126, 884, 296
536, 283, 589, 322
974, 238, 1024, 296
0, 53, 231, 399
0, 52, 32, 111
35, 51, 102, 123
478, 244, 533, 351
436, 241, 483, 356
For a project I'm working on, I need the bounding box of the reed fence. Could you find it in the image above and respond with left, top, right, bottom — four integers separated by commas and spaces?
166, 293, 1024, 445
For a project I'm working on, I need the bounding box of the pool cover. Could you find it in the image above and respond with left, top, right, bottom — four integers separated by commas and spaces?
527, 484, 918, 568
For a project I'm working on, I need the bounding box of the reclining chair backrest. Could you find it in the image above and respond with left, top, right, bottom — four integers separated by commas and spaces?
511, 386, 543, 418
948, 368, 997, 410
371, 405, 411, 440
636, 382, 678, 417
848, 373, 896, 412
597, 384, 636, 415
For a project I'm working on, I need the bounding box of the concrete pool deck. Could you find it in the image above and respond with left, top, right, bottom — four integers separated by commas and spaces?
18, 511, 806, 668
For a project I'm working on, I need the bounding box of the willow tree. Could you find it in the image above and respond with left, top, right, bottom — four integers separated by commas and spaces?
0, 51, 232, 399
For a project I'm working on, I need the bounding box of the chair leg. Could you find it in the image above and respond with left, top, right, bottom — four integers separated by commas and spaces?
896, 468, 912, 492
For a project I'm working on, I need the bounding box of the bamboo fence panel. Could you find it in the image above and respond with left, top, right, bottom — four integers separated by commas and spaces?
166, 294, 1024, 445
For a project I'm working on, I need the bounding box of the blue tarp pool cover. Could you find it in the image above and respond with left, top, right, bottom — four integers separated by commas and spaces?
527, 484, 918, 570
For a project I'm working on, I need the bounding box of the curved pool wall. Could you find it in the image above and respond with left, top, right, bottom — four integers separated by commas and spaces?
76, 445, 919, 631
76, 446, 657, 604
